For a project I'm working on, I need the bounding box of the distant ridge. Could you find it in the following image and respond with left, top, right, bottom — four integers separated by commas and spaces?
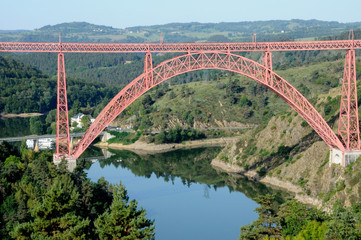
37, 22, 116, 33
0, 30, 29, 33
1, 19, 361, 43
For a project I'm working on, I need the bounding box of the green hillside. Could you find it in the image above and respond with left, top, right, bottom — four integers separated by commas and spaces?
0, 55, 121, 115
112, 57, 361, 132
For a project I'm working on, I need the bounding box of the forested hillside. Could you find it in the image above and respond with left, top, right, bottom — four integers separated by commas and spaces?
0, 142, 154, 239
0, 55, 122, 114
4, 52, 215, 86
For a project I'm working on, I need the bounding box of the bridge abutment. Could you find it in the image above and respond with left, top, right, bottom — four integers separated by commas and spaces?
330, 148, 361, 167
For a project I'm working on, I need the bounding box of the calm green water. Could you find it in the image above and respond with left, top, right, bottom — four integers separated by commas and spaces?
84, 147, 285, 240
0, 117, 31, 137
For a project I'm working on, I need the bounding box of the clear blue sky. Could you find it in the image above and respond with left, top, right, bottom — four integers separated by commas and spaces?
2, 0, 361, 30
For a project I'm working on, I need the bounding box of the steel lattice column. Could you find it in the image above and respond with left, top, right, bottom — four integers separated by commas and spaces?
144, 52, 153, 89
338, 49, 360, 151
263, 51, 272, 86
55, 52, 70, 158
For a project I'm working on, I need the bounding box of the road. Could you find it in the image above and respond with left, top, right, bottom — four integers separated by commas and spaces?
0, 126, 254, 143
0, 132, 104, 143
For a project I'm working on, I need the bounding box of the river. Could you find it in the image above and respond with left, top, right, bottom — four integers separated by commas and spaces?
83, 147, 285, 240
1, 117, 286, 239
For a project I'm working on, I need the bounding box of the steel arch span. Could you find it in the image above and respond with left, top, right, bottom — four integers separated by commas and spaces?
72, 51, 345, 159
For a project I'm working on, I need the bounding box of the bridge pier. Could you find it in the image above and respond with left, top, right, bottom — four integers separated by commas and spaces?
337, 49, 360, 150
55, 51, 71, 159
330, 148, 361, 166
33, 139, 39, 152
263, 51, 272, 85
69, 137, 74, 153
53, 154, 77, 172
101, 131, 115, 142
144, 52, 153, 89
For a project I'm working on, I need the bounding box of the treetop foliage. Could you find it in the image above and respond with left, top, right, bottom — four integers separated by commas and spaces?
239, 194, 361, 240
0, 142, 154, 239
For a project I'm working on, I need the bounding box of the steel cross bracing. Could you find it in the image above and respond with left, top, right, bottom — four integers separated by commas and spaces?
1, 39, 361, 53
72, 52, 346, 159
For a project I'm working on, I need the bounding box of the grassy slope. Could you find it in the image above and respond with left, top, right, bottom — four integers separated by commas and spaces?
114, 57, 357, 131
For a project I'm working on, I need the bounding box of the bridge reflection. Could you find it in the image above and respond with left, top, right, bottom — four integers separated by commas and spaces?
54, 148, 114, 172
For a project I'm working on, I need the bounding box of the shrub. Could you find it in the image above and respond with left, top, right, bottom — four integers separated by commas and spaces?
301, 120, 308, 127
336, 180, 346, 192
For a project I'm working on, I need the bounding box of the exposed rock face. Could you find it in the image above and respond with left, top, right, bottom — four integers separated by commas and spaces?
254, 115, 313, 151
212, 107, 361, 208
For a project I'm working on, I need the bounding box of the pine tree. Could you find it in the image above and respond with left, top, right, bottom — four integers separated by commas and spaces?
254, 194, 281, 238
94, 183, 154, 240
239, 194, 281, 240
12, 174, 90, 239
326, 205, 361, 239
294, 220, 327, 240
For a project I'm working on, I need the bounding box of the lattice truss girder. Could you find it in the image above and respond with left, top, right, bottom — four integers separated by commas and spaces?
2, 40, 361, 53
338, 49, 360, 150
72, 52, 345, 159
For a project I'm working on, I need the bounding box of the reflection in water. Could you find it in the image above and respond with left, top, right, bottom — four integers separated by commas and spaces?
83, 147, 289, 240
82, 147, 286, 206
203, 185, 210, 199
0, 117, 31, 138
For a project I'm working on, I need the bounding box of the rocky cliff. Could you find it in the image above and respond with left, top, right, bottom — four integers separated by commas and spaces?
212, 87, 361, 208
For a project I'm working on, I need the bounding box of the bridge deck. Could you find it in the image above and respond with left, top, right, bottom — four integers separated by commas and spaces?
0, 39, 360, 53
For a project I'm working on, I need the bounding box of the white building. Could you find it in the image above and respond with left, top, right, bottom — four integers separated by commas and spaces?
26, 138, 55, 150
71, 113, 95, 130
38, 138, 55, 149
26, 139, 34, 149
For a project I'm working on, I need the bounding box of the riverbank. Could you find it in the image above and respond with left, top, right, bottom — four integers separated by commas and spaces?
95, 136, 239, 154
95, 135, 323, 207
211, 158, 323, 208
0, 113, 43, 118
